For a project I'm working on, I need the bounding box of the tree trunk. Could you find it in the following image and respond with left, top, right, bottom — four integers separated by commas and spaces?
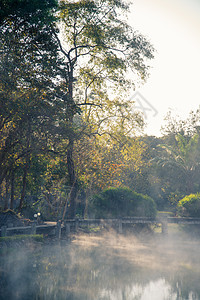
19, 160, 29, 212
54, 29, 79, 219
18, 122, 31, 212
3, 178, 9, 210
65, 66, 78, 219
10, 170, 15, 210
66, 139, 77, 219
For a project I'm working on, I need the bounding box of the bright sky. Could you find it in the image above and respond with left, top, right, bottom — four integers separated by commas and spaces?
128, 0, 200, 136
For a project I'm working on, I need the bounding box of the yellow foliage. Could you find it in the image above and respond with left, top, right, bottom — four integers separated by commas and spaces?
74, 134, 147, 194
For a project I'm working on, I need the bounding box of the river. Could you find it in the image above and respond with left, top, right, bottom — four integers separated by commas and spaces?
1, 229, 200, 299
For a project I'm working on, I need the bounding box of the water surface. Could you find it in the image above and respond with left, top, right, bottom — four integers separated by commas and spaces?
1, 231, 200, 299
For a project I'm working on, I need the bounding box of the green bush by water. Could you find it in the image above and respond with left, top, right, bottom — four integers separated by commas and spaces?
178, 193, 200, 217
89, 187, 156, 218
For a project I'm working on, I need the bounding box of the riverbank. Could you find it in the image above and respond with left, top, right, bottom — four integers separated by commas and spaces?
0, 222, 199, 251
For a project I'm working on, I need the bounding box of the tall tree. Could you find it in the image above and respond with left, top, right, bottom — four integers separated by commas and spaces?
0, 0, 155, 216
53, 0, 154, 218
0, 0, 66, 210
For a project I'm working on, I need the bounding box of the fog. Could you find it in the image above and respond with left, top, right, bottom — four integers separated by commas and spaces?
1, 228, 200, 299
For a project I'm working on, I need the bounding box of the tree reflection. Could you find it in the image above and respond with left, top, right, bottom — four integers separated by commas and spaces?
1, 233, 200, 299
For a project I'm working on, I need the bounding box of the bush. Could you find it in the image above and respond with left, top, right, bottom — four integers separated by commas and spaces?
178, 193, 200, 217
89, 187, 157, 218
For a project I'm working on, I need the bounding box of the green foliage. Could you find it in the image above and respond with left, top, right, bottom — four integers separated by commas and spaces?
178, 193, 200, 217
0, 0, 155, 217
149, 120, 200, 210
89, 187, 156, 218
0, 0, 58, 23
0, 0, 67, 211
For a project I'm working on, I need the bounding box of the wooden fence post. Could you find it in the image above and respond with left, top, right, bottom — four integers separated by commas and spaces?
1, 226, 7, 237
56, 220, 62, 239
63, 221, 70, 235
65, 222, 70, 235
118, 219, 123, 234
75, 218, 79, 232
161, 217, 168, 235
31, 222, 36, 235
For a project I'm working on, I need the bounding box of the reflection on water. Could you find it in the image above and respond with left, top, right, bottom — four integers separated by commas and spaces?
101, 279, 173, 300
1, 231, 200, 300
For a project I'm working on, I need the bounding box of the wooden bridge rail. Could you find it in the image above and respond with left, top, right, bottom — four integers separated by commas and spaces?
167, 217, 200, 224
1, 217, 200, 238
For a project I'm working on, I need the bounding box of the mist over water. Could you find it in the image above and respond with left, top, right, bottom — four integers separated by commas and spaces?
1, 229, 200, 300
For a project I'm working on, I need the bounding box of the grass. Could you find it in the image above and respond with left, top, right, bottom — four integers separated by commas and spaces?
157, 211, 175, 216
152, 223, 180, 233
0, 234, 43, 242
79, 224, 102, 233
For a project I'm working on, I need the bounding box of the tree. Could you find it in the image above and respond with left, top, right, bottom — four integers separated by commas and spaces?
150, 132, 200, 212
161, 109, 200, 141
53, 0, 154, 218
73, 132, 147, 214
0, 0, 154, 217
159, 119, 200, 190
0, 0, 67, 210
142, 109, 200, 210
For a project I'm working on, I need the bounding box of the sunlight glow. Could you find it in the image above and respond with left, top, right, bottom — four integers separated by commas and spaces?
128, 0, 200, 136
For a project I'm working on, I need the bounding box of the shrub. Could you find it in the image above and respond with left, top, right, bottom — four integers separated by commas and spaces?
89, 187, 156, 218
177, 193, 200, 217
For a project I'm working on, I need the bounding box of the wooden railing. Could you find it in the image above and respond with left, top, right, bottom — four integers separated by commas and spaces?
1, 217, 200, 238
